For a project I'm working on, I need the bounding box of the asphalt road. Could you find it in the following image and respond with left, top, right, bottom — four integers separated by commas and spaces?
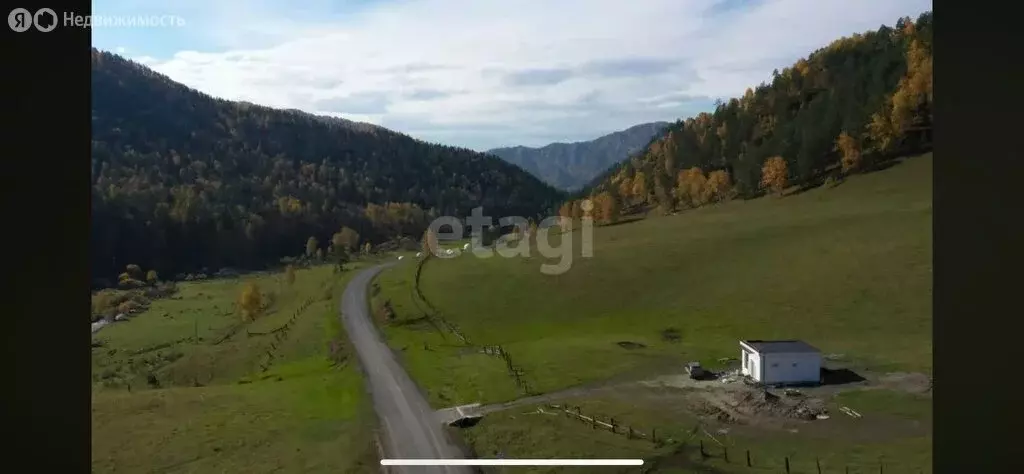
340, 263, 473, 474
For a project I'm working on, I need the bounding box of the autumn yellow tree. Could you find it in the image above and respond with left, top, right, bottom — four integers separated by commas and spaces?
239, 282, 264, 322
362, 242, 372, 255
285, 264, 296, 286
422, 228, 439, 256
618, 176, 633, 202
593, 192, 620, 224
571, 201, 583, 220
676, 167, 708, 207
337, 226, 360, 252
702, 170, 734, 203
760, 156, 789, 195
631, 171, 648, 202
125, 264, 144, 280
305, 236, 319, 258
145, 270, 158, 285
866, 37, 932, 155
558, 201, 573, 219
835, 131, 862, 173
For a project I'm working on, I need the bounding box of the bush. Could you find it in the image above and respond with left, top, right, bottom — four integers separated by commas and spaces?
239, 282, 264, 321
286, 265, 296, 286
117, 300, 145, 314
117, 278, 147, 289
125, 264, 144, 280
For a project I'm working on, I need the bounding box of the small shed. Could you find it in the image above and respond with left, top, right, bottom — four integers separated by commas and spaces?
740, 340, 822, 385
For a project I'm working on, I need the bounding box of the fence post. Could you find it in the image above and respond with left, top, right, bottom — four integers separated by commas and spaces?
699, 440, 706, 458
817, 458, 822, 474
723, 446, 729, 463
785, 457, 790, 474
610, 418, 616, 434
746, 450, 751, 467
651, 428, 657, 444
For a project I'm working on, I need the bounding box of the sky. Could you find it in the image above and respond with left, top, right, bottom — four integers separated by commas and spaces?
91, 0, 932, 151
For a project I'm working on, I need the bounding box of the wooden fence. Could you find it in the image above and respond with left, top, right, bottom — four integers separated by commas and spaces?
414, 258, 536, 395
254, 294, 317, 373
553, 403, 909, 474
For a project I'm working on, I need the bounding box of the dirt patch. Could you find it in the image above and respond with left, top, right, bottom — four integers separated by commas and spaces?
660, 327, 682, 343
691, 387, 828, 426
877, 372, 932, 394
616, 341, 647, 350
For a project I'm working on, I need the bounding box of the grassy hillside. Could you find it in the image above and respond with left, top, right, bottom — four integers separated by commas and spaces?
579, 13, 931, 223
372, 154, 931, 471
91, 263, 381, 473
379, 153, 930, 404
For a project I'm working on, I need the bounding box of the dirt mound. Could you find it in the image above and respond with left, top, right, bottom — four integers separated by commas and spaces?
692, 387, 827, 425
616, 341, 646, 350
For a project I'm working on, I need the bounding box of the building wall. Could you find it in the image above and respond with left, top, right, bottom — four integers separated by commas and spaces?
760, 352, 821, 384
741, 348, 755, 376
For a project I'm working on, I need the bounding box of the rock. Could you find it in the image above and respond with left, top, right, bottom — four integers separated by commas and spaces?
115, 313, 128, 321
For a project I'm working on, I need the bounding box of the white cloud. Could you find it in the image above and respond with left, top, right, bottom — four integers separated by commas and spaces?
123, 0, 932, 150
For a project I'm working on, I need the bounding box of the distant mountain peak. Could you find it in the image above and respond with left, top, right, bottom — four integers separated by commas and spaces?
487, 122, 670, 190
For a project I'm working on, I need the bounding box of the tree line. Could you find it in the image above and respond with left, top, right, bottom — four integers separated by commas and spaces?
569, 12, 932, 224
90, 50, 564, 285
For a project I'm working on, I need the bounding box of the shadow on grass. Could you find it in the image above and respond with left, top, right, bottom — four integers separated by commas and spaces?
601, 215, 647, 228
643, 442, 728, 473
820, 367, 867, 386
786, 156, 910, 198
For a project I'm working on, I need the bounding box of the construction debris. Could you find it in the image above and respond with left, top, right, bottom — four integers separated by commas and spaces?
839, 406, 862, 418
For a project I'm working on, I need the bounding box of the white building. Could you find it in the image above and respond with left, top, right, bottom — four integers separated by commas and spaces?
739, 340, 822, 385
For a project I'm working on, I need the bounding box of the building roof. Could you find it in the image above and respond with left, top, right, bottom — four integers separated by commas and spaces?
741, 340, 820, 354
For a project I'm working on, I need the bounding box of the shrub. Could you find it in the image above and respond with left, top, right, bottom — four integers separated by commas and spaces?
117, 278, 146, 289
239, 282, 264, 321
117, 300, 144, 314
286, 265, 296, 286
125, 264, 144, 280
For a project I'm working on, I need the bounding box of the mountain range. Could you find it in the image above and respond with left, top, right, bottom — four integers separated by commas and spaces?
487, 122, 669, 190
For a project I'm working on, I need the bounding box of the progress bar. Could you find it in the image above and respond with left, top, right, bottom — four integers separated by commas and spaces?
381, 459, 644, 466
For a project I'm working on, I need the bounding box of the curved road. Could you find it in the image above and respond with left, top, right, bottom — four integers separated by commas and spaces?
340, 264, 472, 474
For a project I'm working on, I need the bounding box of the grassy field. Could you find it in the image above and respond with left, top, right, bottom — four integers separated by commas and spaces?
460, 387, 931, 474
372, 154, 933, 471
91, 262, 382, 473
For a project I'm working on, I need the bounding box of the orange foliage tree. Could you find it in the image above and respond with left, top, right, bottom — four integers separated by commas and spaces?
676, 167, 707, 207
760, 157, 789, 195
703, 170, 735, 203
835, 131, 862, 173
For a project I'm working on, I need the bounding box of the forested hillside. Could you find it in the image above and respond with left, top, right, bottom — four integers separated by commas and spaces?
91, 50, 562, 283
488, 122, 669, 190
571, 13, 932, 222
